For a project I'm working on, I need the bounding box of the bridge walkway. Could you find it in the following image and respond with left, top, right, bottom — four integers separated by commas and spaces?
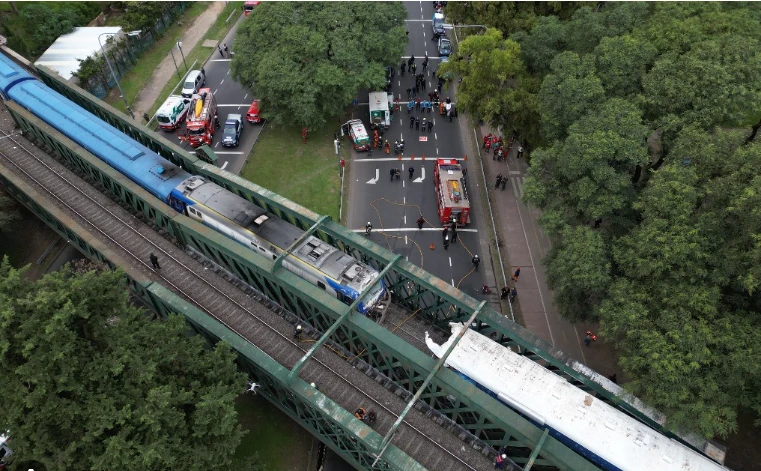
0, 110, 494, 470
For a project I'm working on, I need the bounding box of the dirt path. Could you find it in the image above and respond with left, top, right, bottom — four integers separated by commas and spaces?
131, 2, 227, 121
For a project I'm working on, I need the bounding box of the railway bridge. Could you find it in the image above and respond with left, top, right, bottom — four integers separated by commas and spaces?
0, 47, 723, 470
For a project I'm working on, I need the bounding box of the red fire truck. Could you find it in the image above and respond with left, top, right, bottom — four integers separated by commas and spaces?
434, 158, 470, 225
183, 88, 217, 147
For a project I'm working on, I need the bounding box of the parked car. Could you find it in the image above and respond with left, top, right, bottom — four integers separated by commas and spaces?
246, 100, 262, 124
181, 69, 206, 98
438, 37, 451, 57
222, 114, 243, 147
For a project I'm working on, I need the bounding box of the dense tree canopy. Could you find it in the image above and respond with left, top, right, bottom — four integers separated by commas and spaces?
0, 261, 251, 470
231, 2, 406, 128
437, 28, 522, 128
447, 1, 761, 437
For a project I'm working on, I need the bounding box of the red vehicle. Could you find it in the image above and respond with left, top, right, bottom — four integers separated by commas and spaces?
434, 158, 470, 225
244, 0, 260, 16
183, 88, 217, 147
246, 99, 262, 124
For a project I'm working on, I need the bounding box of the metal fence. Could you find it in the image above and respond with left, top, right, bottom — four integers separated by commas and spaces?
82, 2, 189, 98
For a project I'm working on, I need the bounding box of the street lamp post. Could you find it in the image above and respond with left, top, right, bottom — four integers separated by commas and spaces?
97, 30, 141, 119
168, 48, 181, 80
176, 41, 188, 70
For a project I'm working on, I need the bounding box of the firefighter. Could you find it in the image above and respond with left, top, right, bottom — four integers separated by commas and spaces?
472, 255, 480, 271
365, 222, 372, 237
384, 140, 391, 154
408, 165, 415, 180
214, 115, 220, 129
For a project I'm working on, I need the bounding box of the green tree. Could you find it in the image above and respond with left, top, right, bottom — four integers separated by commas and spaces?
525, 98, 650, 229
438, 28, 522, 129
642, 35, 761, 129
512, 15, 567, 75
538, 52, 605, 141
0, 262, 248, 470
544, 225, 612, 322
231, 2, 406, 129
594, 35, 657, 98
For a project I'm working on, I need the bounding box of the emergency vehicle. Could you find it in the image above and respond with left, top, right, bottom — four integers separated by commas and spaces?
183, 88, 217, 147
155, 95, 190, 131
243, 0, 260, 17
434, 158, 470, 225
369, 91, 393, 129
344, 119, 371, 151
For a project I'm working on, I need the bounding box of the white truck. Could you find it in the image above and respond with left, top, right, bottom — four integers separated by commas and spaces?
155, 95, 191, 131
369, 91, 393, 130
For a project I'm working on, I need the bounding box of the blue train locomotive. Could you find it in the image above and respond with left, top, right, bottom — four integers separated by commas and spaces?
0, 54, 385, 313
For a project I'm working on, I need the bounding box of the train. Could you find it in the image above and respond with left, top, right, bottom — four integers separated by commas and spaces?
0, 53, 385, 314
425, 323, 730, 471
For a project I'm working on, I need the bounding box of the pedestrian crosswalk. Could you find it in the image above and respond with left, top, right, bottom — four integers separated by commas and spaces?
511, 175, 525, 200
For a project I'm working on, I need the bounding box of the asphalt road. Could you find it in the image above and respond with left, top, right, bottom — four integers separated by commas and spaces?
346, 1, 492, 300
156, 15, 263, 176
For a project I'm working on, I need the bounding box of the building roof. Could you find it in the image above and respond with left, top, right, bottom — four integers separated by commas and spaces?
35, 26, 122, 81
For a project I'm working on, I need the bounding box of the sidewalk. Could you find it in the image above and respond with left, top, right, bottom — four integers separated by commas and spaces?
475, 123, 620, 377
131, 2, 228, 121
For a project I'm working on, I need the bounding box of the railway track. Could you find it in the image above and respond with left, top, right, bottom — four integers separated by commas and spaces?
0, 123, 493, 471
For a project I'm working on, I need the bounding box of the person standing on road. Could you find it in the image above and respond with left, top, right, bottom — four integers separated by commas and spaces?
584, 331, 597, 347
427, 120, 433, 133
409, 115, 415, 129
400, 61, 406, 75
408, 165, 415, 180
408, 55, 415, 67
412, 84, 418, 97
501, 286, 509, 299
416, 98, 421, 111
217, 44, 224, 58
443, 235, 450, 250
450, 223, 458, 243
510, 287, 517, 303
406, 87, 412, 99
149, 252, 161, 270
415, 116, 420, 130
517, 145, 524, 159
423, 55, 429, 72
421, 117, 427, 131
390, 168, 396, 181
411, 62, 417, 74
416, 216, 425, 229
500, 177, 507, 191
495, 174, 503, 189
472, 255, 480, 271
442, 226, 449, 239
224, 43, 230, 57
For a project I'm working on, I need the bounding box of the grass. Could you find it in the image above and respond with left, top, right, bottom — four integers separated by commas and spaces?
105, 2, 232, 114
234, 394, 315, 470
146, 1, 244, 118
241, 124, 343, 222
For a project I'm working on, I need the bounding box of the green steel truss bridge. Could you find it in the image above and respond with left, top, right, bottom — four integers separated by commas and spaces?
0, 52, 724, 470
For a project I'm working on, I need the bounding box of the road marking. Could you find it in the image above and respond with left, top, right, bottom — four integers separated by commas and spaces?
351, 228, 478, 233
404, 215, 407, 224
451, 279, 455, 287
404, 19, 432, 22
449, 257, 452, 267
405, 235, 408, 245
214, 142, 220, 148
210, 59, 232, 62
366, 168, 379, 184
214, 151, 245, 155
221, 161, 229, 169
220, 79, 225, 85
214, 88, 218, 94
508, 170, 521, 175
434, 132, 437, 139
243, 93, 248, 100
227, 69, 230, 75
353, 157, 464, 162
218, 104, 254, 107
413, 167, 426, 183
436, 148, 439, 155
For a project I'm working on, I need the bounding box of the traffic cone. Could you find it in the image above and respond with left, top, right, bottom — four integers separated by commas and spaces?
463, 155, 468, 161
398, 154, 402, 160
411, 154, 415, 160
422, 154, 425, 160
429, 242, 435, 250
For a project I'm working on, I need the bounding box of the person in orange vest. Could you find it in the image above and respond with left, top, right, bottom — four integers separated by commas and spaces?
384, 140, 390, 154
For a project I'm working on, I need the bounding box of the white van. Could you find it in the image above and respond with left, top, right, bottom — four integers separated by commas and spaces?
181, 69, 206, 98
155, 95, 191, 131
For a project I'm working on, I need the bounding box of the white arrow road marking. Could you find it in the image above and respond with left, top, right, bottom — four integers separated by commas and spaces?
413, 166, 426, 183
366, 168, 379, 184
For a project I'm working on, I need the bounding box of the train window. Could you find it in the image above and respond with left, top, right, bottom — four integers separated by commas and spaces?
317, 281, 326, 290
259, 247, 265, 252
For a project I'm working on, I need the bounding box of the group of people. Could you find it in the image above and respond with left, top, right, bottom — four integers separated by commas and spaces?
441, 220, 459, 250
409, 115, 435, 133
494, 174, 508, 191
484, 133, 524, 161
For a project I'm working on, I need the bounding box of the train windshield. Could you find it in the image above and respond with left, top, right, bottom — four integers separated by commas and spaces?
360, 278, 384, 309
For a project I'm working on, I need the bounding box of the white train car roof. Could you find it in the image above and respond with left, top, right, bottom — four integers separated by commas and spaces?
425, 323, 730, 471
